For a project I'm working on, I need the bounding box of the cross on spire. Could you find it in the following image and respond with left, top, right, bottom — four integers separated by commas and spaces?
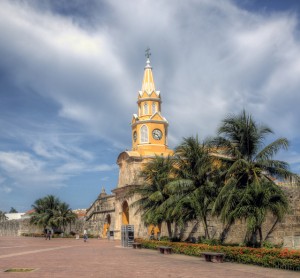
145, 47, 151, 59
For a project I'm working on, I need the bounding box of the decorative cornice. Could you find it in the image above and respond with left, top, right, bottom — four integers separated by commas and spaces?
137, 97, 161, 104
131, 119, 169, 128
138, 90, 161, 97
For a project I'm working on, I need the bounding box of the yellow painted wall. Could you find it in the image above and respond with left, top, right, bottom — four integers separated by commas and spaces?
102, 223, 110, 238
148, 224, 161, 238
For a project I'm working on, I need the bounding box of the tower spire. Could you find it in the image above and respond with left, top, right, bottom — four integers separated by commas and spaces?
142, 48, 155, 93
130, 50, 173, 157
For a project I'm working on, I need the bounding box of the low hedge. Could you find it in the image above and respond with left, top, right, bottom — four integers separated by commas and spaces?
21, 232, 96, 238
135, 239, 300, 271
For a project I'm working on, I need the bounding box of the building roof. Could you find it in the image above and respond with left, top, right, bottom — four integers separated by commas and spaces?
139, 57, 160, 97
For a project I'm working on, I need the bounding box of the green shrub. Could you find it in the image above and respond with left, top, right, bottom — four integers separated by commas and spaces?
201, 238, 220, 246
135, 239, 300, 271
262, 241, 275, 249
159, 236, 170, 241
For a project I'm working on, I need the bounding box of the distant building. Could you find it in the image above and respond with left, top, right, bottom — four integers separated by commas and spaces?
73, 209, 87, 219
5, 213, 25, 220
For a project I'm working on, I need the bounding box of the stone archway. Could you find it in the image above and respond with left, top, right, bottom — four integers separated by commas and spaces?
102, 214, 111, 238
122, 201, 129, 225
106, 214, 111, 225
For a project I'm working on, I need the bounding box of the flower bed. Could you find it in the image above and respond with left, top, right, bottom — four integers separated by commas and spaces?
135, 239, 300, 271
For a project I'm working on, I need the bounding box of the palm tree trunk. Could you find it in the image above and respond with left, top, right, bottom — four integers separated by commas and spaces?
219, 223, 232, 243
258, 227, 263, 247
264, 217, 279, 241
202, 217, 210, 239
249, 230, 257, 247
166, 221, 172, 238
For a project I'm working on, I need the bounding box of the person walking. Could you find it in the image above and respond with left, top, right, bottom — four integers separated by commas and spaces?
46, 229, 51, 240
83, 229, 88, 242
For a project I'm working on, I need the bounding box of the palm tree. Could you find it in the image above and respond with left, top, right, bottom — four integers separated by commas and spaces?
211, 110, 296, 245
0, 210, 8, 222
52, 202, 77, 233
230, 181, 288, 246
9, 207, 18, 213
167, 136, 219, 239
128, 155, 175, 238
30, 195, 61, 229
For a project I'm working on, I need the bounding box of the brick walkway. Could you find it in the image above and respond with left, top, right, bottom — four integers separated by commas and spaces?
0, 237, 298, 277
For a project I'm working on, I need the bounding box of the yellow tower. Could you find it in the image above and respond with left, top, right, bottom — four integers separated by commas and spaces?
131, 50, 173, 156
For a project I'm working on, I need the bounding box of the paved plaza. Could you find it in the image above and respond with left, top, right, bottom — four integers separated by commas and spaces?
0, 236, 298, 277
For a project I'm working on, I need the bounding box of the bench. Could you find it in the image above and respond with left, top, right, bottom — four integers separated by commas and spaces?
132, 243, 142, 249
201, 252, 225, 263
158, 246, 172, 254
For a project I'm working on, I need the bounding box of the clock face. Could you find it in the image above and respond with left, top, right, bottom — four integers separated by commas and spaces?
152, 129, 162, 140
133, 131, 137, 142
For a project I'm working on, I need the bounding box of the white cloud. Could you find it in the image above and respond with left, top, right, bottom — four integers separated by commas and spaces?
0, 186, 12, 194
0, 152, 43, 173
1, 0, 300, 146
92, 164, 118, 172
0, 147, 117, 191
32, 140, 94, 161
1, 0, 300, 210
0, 151, 65, 188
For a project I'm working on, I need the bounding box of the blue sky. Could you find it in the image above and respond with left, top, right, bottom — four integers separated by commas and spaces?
1, 0, 300, 212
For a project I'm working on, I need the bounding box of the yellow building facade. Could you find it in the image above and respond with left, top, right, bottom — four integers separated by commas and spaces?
131, 56, 173, 157
112, 54, 173, 239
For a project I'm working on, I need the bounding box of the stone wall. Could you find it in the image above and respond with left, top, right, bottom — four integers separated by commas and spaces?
0, 219, 40, 236
0, 220, 21, 236
176, 186, 300, 248
86, 185, 299, 248
0, 218, 85, 237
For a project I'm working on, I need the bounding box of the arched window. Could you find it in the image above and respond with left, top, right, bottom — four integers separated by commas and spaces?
144, 103, 149, 114
152, 102, 156, 114
140, 125, 148, 143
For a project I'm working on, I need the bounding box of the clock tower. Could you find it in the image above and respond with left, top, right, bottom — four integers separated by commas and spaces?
131, 51, 173, 156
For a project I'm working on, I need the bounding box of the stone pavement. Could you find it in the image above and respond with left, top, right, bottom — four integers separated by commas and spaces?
0, 236, 298, 278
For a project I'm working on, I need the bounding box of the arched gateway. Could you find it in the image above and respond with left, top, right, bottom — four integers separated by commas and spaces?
122, 201, 129, 225
102, 214, 111, 238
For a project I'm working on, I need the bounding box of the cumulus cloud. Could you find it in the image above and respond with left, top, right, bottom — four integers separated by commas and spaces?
0, 151, 65, 188
0, 148, 116, 190
0, 186, 12, 194
2, 0, 299, 143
